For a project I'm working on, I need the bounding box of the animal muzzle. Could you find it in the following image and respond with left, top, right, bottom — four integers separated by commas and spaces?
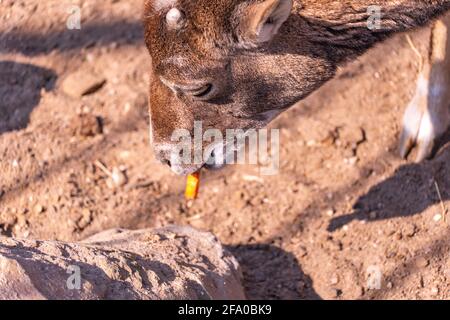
153, 143, 226, 175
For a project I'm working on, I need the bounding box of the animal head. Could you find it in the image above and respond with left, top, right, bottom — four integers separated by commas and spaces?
144, 0, 338, 174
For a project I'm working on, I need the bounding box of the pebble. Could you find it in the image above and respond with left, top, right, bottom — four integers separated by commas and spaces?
344, 157, 359, 166
71, 113, 103, 137
433, 214, 442, 222
328, 288, 343, 298
111, 167, 128, 187
430, 287, 439, 296
402, 223, 417, 237
330, 274, 339, 285
33, 204, 45, 214
77, 209, 92, 229
62, 70, 106, 98
298, 246, 308, 257
415, 257, 429, 268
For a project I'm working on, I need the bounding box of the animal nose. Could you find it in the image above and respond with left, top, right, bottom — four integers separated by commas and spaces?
154, 144, 188, 170
160, 159, 171, 168
154, 146, 175, 168
153, 143, 203, 175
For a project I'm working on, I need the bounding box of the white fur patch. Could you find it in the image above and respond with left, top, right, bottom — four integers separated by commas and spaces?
402, 72, 449, 149
416, 109, 435, 144
402, 74, 428, 139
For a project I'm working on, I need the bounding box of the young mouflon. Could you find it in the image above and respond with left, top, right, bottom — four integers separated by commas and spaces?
143, 0, 450, 174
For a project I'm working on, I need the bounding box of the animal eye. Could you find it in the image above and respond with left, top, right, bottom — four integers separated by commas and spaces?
192, 84, 213, 98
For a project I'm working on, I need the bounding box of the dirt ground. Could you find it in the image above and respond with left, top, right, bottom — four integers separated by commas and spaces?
1, 0, 449, 300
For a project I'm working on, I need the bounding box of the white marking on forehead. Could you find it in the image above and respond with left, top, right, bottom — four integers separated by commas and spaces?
153, 0, 178, 11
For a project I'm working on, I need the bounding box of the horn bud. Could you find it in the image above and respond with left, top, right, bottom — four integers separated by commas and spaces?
166, 8, 184, 30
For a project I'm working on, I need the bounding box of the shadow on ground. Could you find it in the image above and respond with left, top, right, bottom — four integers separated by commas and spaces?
228, 244, 321, 300
328, 137, 450, 232
0, 61, 57, 135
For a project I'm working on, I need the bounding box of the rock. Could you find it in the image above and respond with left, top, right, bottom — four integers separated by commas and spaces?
328, 288, 343, 298
0, 226, 245, 300
76, 208, 92, 230
330, 274, 339, 285
430, 287, 439, 296
415, 257, 429, 268
402, 223, 417, 238
337, 126, 366, 147
70, 113, 103, 137
33, 204, 45, 214
62, 71, 106, 98
109, 167, 128, 188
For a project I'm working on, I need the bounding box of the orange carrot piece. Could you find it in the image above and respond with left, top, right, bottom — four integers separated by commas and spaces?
185, 171, 201, 200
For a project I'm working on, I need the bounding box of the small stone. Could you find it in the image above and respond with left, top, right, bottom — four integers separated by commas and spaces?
430, 287, 439, 296
71, 113, 103, 137
337, 126, 366, 148
111, 167, 128, 187
306, 140, 317, 147
186, 200, 194, 209
369, 211, 378, 220
298, 246, 308, 257
326, 209, 335, 217
77, 209, 92, 229
355, 286, 365, 297
16, 215, 28, 228
386, 281, 393, 289
33, 204, 45, 214
62, 70, 106, 98
394, 232, 403, 240
415, 257, 429, 268
402, 223, 417, 237
329, 288, 343, 298
433, 214, 443, 222
347, 156, 359, 166
330, 274, 339, 285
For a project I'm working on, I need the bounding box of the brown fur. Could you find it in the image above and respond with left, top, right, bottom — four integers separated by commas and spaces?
143, 0, 450, 174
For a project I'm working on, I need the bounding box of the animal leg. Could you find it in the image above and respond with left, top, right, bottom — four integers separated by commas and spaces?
400, 16, 450, 162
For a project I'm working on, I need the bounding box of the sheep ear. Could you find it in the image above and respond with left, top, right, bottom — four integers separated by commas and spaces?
236, 0, 292, 46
